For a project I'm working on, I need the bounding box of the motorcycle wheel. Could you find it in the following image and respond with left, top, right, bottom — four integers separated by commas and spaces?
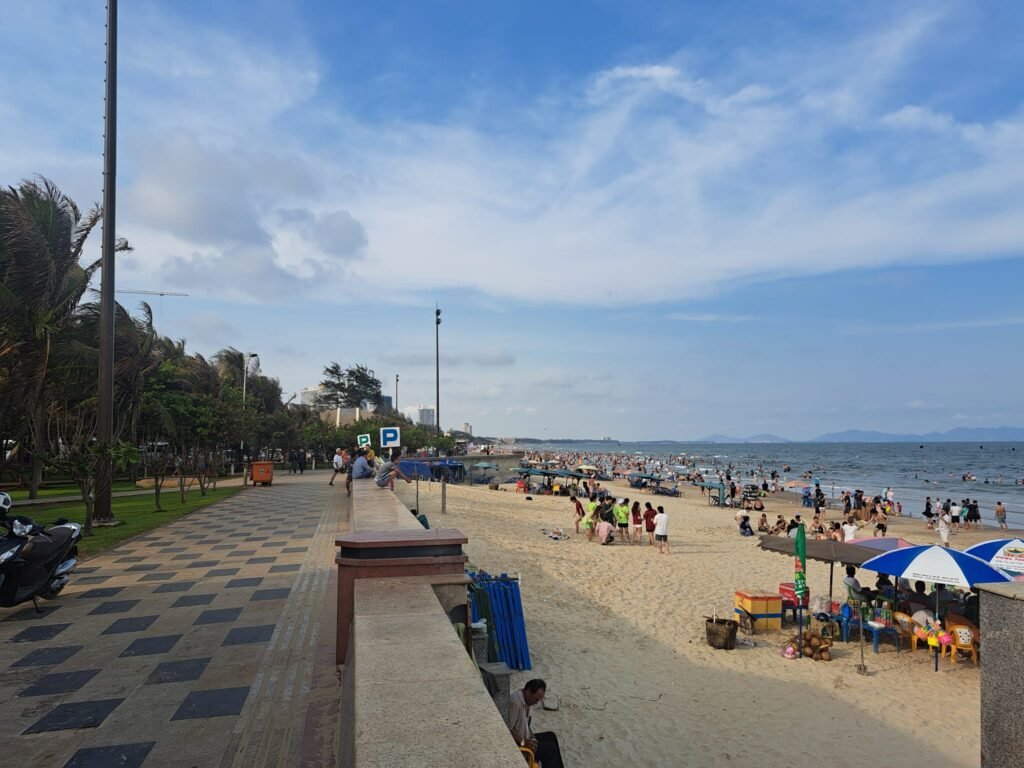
41, 584, 66, 600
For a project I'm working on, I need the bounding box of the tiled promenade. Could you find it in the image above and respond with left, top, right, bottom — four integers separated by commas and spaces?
0, 473, 345, 768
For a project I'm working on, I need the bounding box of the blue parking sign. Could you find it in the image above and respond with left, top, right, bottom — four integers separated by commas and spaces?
380, 427, 401, 449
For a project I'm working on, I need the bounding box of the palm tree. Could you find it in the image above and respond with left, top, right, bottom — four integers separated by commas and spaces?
0, 178, 102, 497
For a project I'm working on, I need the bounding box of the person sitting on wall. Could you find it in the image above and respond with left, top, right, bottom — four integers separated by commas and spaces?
375, 450, 413, 490
350, 448, 375, 479
509, 679, 565, 768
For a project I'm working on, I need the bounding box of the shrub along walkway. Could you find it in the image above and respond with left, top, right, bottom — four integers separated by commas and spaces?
0, 472, 346, 768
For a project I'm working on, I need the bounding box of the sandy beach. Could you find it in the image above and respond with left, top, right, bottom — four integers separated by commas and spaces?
394, 479, 1006, 768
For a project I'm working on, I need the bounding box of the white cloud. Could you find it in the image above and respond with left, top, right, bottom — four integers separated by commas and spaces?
667, 313, 755, 323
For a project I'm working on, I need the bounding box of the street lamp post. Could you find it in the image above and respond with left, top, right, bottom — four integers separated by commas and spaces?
240, 352, 258, 478
435, 307, 441, 436
94, 0, 119, 526
395, 374, 399, 415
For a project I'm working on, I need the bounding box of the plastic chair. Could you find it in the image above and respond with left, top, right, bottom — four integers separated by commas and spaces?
942, 624, 979, 665
892, 611, 918, 651
515, 480, 527, 494
519, 746, 537, 767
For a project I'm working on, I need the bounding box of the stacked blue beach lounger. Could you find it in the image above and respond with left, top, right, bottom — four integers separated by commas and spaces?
469, 571, 532, 671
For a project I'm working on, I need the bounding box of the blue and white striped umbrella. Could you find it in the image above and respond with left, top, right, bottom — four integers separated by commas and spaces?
965, 539, 1024, 575
860, 545, 1012, 587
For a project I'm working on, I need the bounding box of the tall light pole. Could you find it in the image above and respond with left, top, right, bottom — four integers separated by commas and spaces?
395, 374, 399, 415
435, 306, 441, 436
240, 352, 258, 466
94, 0, 119, 525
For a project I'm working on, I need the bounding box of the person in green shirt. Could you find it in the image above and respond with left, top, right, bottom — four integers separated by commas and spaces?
614, 498, 631, 544
583, 496, 599, 542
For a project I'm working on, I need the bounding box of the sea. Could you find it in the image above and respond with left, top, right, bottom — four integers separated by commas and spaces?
516, 441, 1024, 529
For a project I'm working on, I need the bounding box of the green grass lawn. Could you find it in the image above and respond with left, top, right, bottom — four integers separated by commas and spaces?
7, 481, 138, 501
28, 486, 245, 558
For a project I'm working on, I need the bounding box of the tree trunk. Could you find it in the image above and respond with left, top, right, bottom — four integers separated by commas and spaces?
153, 475, 163, 512
29, 451, 43, 500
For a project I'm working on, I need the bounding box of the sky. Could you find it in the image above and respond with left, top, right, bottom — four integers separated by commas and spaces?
3, 1, 1024, 441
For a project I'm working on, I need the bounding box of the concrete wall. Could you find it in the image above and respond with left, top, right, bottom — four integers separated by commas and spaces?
978, 581, 1024, 767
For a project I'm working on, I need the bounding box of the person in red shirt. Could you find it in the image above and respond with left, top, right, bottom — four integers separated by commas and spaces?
569, 496, 586, 534
630, 501, 643, 544
642, 501, 657, 545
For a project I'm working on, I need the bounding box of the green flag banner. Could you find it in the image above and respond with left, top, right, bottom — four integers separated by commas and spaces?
794, 523, 808, 599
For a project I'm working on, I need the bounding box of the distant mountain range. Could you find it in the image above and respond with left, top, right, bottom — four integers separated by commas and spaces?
695, 427, 1024, 443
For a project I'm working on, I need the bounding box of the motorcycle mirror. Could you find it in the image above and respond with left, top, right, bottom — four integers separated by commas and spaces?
52, 518, 69, 525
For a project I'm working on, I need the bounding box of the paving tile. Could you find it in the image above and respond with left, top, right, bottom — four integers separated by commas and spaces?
171, 594, 215, 608
282, 547, 306, 554
119, 634, 181, 657
181, 560, 219, 569
158, 547, 186, 554
138, 572, 175, 582
171, 687, 249, 720
12, 645, 83, 667
76, 576, 113, 585
23, 698, 123, 733
62, 742, 155, 768
222, 625, 275, 646
145, 657, 211, 685
250, 588, 290, 602
101, 616, 158, 635
229, 550, 258, 557
206, 568, 239, 577
225, 578, 262, 589
210, 544, 236, 551
19, 669, 100, 697
246, 537, 269, 542
77, 587, 124, 599
193, 607, 242, 625
10, 623, 72, 643
75, 566, 101, 574
89, 599, 141, 615
268, 564, 301, 573
171, 553, 201, 560
115, 556, 147, 563
260, 542, 280, 548
246, 557, 275, 564
153, 581, 195, 593
126, 563, 160, 572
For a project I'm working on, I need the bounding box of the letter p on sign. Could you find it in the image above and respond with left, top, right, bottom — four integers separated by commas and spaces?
380, 427, 401, 449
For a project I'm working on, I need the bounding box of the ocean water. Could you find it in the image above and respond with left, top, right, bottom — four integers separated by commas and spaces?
518, 441, 1024, 528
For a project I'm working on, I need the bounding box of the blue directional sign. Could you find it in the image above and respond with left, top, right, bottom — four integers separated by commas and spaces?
380, 427, 401, 449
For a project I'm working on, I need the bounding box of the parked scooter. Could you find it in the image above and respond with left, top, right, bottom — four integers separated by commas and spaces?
0, 492, 82, 612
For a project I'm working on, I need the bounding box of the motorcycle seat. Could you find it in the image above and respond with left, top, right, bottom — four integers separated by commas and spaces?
25, 527, 72, 559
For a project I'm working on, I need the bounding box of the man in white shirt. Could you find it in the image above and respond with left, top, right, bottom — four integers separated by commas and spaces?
843, 565, 875, 601
508, 679, 564, 768
653, 506, 670, 554
841, 517, 859, 542
328, 448, 345, 486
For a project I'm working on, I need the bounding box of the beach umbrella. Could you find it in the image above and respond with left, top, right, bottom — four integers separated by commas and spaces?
473, 462, 498, 469
577, 465, 598, 472
964, 539, 1024, 575
860, 545, 1011, 671
757, 536, 877, 600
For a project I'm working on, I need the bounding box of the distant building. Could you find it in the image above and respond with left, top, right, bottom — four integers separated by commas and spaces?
299, 386, 323, 407
379, 396, 393, 413
415, 406, 436, 427
461, 422, 473, 436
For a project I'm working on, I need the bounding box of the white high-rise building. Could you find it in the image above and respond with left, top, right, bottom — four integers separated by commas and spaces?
461, 422, 473, 436
299, 386, 324, 407
415, 406, 436, 427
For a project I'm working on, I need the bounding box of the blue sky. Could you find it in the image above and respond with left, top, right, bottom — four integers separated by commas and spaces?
3, 1, 1024, 440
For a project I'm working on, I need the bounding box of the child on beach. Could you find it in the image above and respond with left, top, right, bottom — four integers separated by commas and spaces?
653, 506, 670, 554
643, 502, 657, 544
570, 496, 586, 534
631, 501, 643, 544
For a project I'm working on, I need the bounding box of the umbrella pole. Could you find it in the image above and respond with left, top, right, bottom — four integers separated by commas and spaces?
829, 563, 834, 602
934, 591, 940, 672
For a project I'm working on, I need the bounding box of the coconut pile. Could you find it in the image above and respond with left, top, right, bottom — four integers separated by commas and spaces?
780, 629, 832, 661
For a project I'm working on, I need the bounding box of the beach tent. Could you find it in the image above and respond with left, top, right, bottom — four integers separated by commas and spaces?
398, 460, 434, 480
846, 537, 915, 552
860, 545, 1011, 671
964, 539, 1024, 575
758, 535, 878, 600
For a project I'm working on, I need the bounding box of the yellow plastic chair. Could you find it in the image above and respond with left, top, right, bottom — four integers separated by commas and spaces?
942, 624, 979, 665
892, 611, 918, 651
519, 746, 537, 767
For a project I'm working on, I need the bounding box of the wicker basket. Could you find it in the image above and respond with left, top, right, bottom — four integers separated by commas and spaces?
705, 616, 739, 650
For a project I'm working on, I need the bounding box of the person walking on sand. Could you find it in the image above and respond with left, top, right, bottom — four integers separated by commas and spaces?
995, 501, 1008, 529
653, 505, 670, 554
937, 507, 952, 547
630, 500, 643, 544
570, 496, 586, 534
613, 498, 631, 544
643, 502, 657, 544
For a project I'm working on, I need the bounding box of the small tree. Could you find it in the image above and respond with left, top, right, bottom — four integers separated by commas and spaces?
316, 363, 382, 409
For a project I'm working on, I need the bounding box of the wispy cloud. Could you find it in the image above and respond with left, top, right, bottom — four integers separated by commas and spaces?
841, 316, 1024, 335
667, 312, 755, 323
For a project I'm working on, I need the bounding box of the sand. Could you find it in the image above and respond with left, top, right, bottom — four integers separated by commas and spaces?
394, 479, 998, 768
